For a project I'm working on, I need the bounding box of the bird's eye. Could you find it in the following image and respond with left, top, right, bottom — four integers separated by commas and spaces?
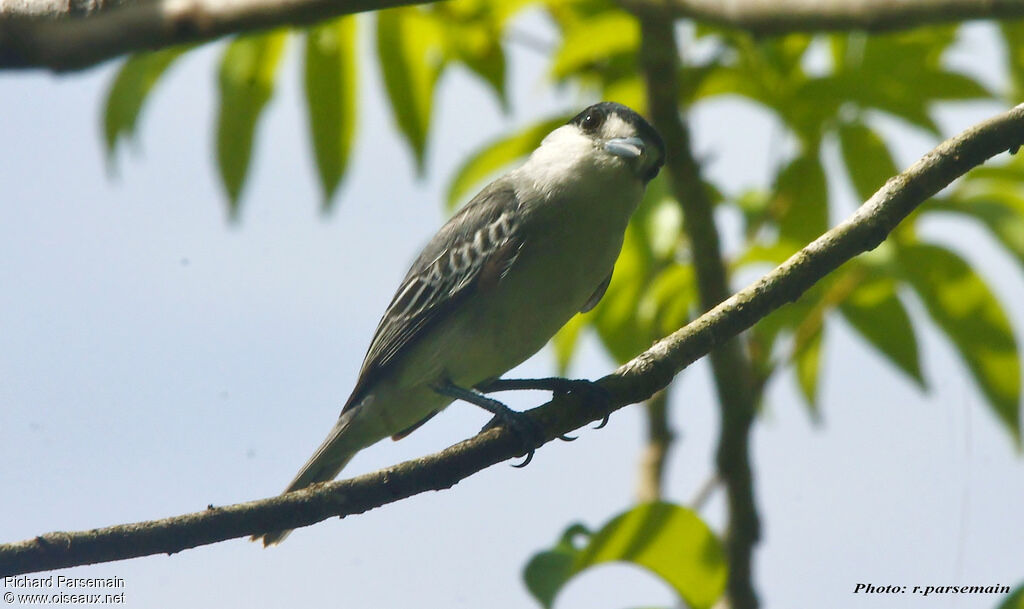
582, 109, 605, 131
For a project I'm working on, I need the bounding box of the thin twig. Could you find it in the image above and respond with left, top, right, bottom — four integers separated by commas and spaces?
636, 388, 675, 501
691, 473, 720, 511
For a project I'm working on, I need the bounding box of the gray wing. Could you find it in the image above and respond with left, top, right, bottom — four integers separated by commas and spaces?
580, 270, 613, 313
342, 179, 524, 411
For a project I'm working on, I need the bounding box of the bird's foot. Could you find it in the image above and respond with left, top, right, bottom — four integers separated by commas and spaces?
479, 377, 612, 431
547, 378, 613, 433
481, 409, 544, 468
433, 381, 543, 468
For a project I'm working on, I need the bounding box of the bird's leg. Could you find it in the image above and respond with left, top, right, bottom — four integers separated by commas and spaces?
476, 377, 612, 431
433, 381, 542, 468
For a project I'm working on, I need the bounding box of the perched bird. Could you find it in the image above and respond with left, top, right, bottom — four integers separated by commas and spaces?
255, 102, 664, 545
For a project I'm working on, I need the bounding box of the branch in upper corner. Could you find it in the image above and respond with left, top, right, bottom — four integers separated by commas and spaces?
0, 0, 437, 72
2, 103, 1024, 577
622, 0, 1024, 34
6, 0, 1024, 72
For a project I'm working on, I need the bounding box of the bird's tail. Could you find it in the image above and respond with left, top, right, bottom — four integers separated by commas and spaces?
252, 407, 361, 546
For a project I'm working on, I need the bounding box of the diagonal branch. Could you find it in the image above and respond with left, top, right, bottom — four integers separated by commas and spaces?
3, 102, 1024, 578
623, 0, 1024, 34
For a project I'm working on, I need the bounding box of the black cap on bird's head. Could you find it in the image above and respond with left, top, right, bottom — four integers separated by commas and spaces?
569, 102, 665, 182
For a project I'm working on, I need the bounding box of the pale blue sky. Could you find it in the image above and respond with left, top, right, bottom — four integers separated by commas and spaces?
1, 16, 1023, 609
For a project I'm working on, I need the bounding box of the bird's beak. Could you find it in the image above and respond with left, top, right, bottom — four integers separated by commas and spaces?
603, 137, 645, 159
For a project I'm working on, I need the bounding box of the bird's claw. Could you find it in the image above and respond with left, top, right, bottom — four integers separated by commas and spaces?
475, 377, 610, 464
511, 451, 535, 468
481, 409, 544, 468
553, 380, 612, 431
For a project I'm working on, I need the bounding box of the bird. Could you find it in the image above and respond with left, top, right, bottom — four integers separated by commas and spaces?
254, 102, 665, 545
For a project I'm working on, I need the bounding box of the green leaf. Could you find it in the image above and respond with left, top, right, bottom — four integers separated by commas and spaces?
677, 63, 721, 105
860, 27, 957, 70
734, 189, 773, 239
829, 34, 853, 72
831, 71, 939, 134
102, 47, 186, 162
576, 503, 727, 609
898, 243, 1021, 442
440, 13, 507, 108
910, 69, 991, 101
644, 195, 684, 259
692, 65, 768, 105
838, 122, 899, 202
830, 30, 942, 133
964, 161, 1024, 185
304, 17, 357, 208
750, 279, 828, 375
786, 77, 843, 141
523, 503, 727, 609
998, 582, 1024, 609
603, 73, 647, 115
216, 32, 287, 216
551, 314, 586, 375
377, 8, 444, 174
1003, 22, 1024, 101
795, 327, 823, 413
839, 275, 925, 388
522, 549, 573, 608
591, 225, 654, 363
456, 35, 507, 107
770, 34, 814, 74
446, 116, 569, 209
551, 11, 639, 80
929, 194, 1024, 271
644, 264, 696, 338
488, 0, 532, 23
523, 524, 588, 608
733, 242, 801, 271
773, 153, 829, 244
827, 28, 987, 134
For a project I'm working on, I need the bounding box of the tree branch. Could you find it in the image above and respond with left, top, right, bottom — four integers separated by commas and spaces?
638, 17, 761, 609
636, 388, 674, 501
0, 0, 435, 72
623, 0, 1024, 34
3, 102, 1024, 578
6, 0, 1024, 73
